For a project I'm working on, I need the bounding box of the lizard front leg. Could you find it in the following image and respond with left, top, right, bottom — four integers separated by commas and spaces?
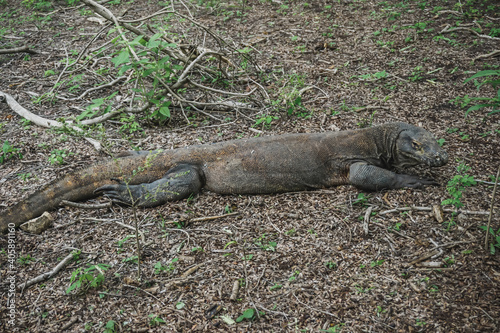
349, 162, 439, 191
95, 164, 204, 207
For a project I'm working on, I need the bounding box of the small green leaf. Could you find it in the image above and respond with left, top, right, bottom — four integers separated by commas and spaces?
220, 315, 236, 325
236, 308, 255, 322
464, 70, 500, 83
111, 49, 130, 67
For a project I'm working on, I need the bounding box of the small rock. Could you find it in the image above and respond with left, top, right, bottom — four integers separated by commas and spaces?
20, 212, 53, 234
432, 204, 444, 223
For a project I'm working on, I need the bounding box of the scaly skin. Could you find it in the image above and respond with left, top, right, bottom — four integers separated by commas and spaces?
0, 122, 448, 233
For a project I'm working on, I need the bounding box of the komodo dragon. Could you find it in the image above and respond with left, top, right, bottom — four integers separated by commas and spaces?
0, 122, 448, 233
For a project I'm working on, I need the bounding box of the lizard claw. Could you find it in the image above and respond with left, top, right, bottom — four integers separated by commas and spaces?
94, 184, 133, 205
404, 177, 439, 188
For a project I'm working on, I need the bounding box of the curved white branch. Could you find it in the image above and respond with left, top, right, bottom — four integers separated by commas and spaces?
0, 91, 101, 151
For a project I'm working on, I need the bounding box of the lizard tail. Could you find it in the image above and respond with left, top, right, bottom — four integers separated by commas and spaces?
0, 155, 154, 233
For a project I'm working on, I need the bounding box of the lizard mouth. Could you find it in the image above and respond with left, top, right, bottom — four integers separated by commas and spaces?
397, 150, 448, 169
425, 150, 448, 167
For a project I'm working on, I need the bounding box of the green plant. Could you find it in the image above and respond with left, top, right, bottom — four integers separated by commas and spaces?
320, 323, 345, 333
429, 284, 440, 293
354, 284, 374, 294
480, 225, 500, 254
254, 234, 277, 252
236, 308, 256, 322
224, 204, 233, 213
442, 163, 476, 209
388, 222, 402, 231
376, 305, 387, 317
409, 66, 424, 81
17, 254, 35, 265
443, 255, 455, 266
354, 193, 369, 206
148, 314, 166, 326
370, 259, 385, 267
324, 261, 337, 269
415, 318, 426, 327
153, 258, 178, 274
44, 69, 55, 77
254, 114, 278, 128
1, 141, 22, 163
66, 263, 110, 294
103, 320, 117, 333
48, 149, 73, 165
119, 114, 143, 135
191, 246, 203, 252
22, 0, 53, 11
288, 270, 300, 282
242, 254, 253, 261
269, 284, 282, 291
463, 70, 500, 117
442, 163, 476, 230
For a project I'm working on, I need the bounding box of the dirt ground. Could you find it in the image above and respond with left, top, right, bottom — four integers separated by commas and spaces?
1, 0, 499, 332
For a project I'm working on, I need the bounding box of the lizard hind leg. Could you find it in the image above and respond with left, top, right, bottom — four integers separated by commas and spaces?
95, 164, 204, 207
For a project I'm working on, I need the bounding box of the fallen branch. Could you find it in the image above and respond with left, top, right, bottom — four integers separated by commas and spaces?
436, 10, 461, 16
440, 25, 500, 41
60, 200, 112, 210
60, 316, 80, 331
354, 105, 390, 113
164, 212, 239, 225
363, 206, 373, 236
0, 91, 102, 151
18, 251, 75, 290
476, 179, 500, 186
485, 165, 500, 251
378, 206, 490, 216
416, 261, 443, 268
412, 267, 454, 272
0, 45, 38, 55
473, 49, 500, 61
405, 249, 441, 267
78, 0, 263, 123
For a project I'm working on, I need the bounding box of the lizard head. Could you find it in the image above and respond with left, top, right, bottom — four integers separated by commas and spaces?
393, 125, 448, 169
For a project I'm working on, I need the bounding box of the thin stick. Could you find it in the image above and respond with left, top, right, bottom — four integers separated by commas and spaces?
60, 200, 112, 209
163, 212, 239, 225
473, 49, 500, 61
485, 165, 500, 251
379, 206, 490, 216
0, 45, 37, 55
440, 25, 500, 40
18, 251, 75, 290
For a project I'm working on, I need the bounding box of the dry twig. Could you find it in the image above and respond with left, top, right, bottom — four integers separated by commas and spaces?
0, 45, 37, 55
440, 25, 500, 41
60, 200, 112, 210
0, 91, 101, 151
485, 165, 500, 251
379, 206, 490, 216
18, 251, 75, 290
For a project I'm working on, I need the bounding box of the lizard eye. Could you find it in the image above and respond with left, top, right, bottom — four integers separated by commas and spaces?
411, 140, 422, 150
